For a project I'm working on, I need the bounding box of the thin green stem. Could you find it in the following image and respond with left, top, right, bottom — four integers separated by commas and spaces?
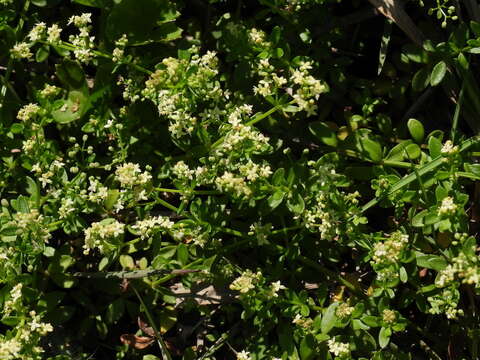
154, 197, 179, 212
132, 285, 172, 360
271, 225, 302, 235
154, 187, 221, 195
42, 40, 152, 75
451, 81, 464, 144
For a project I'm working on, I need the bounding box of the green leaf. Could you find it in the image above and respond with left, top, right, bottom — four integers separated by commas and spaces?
177, 243, 189, 265
412, 209, 427, 227
106, 298, 125, 324
385, 140, 412, 161
309, 121, 338, 147
412, 67, 430, 92
430, 61, 447, 86
72, 0, 105, 7
379, 326, 392, 348
143, 356, 161, 360
362, 136, 480, 213
106, 0, 181, 44
407, 118, 424, 143
286, 193, 305, 214
31, 0, 47, 6
119, 254, 135, 269
278, 324, 300, 360
26, 176, 40, 208
155, 245, 177, 259
55, 60, 87, 90
428, 136, 442, 158
105, 189, 120, 211
404, 143, 421, 160
268, 190, 285, 210
320, 302, 338, 334
299, 334, 316, 360
272, 168, 286, 186
51, 90, 91, 124
46, 306, 75, 325
399, 266, 408, 283
415, 252, 447, 271
361, 315, 380, 327
359, 138, 382, 162
35, 45, 49, 62
470, 21, 480, 37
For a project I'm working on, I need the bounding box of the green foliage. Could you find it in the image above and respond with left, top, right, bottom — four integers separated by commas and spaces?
1, 0, 480, 359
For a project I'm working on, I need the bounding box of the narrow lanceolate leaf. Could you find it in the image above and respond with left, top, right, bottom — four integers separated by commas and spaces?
378, 19, 392, 75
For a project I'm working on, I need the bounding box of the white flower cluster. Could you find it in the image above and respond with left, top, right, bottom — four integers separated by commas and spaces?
237, 350, 252, 360
83, 219, 125, 254
59, 198, 75, 219
68, 13, 95, 63
290, 61, 327, 116
40, 84, 60, 98
292, 314, 313, 328
17, 103, 40, 121
438, 196, 457, 216
230, 269, 262, 293
3, 283, 23, 316
47, 24, 62, 43
215, 172, 252, 197
115, 162, 152, 188
428, 288, 464, 319
248, 28, 270, 47
132, 215, 174, 239
28, 22, 46, 42
239, 160, 272, 181
87, 177, 109, 203
382, 309, 396, 324
0, 338, 22, 360
304, 191, 336, 238
27, 21, 62, 44
12, 209, 51, 244
327, 338, 350, 358
253, 59, 327, 116
172, 161, 195, 181
216, 123, 270, 156
436, 250, 480, 288
10, 43, 32, 60
441, 140, 459, 155
23, 310, 54, 337
112, 34, 128, 62
268, 281, 286, 297
142, 49, 222, 138
0, 313, 53, 360
31, 158, 64, 188
335, 302, 354, 319
372, 232, 409, 266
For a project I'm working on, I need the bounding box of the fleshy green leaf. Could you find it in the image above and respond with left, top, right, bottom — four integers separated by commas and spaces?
430, 61, 447, 86
407, 118, 425, 143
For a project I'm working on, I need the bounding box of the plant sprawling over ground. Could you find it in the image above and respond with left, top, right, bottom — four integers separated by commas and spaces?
2, 0, 480, 359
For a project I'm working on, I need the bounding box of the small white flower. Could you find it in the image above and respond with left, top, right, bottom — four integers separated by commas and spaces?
236, 350, 251, 360
28, 22, 46, 42
441, 140, 459, 155
439, 196, 457, 215
47, 24, 62, 43
11, 42, 32, 59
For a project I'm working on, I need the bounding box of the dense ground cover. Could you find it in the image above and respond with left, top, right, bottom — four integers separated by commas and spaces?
2, 0, 480, 359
